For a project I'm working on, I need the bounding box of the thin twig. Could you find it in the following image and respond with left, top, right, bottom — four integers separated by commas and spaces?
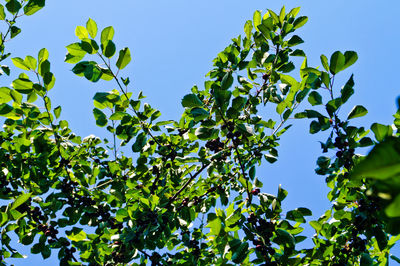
168, 164, 208, 205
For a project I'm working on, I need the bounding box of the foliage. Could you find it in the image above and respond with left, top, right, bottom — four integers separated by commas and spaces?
0, 2, 398, 265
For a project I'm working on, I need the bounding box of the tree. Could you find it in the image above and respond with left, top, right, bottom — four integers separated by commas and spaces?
0, 1, 399, 265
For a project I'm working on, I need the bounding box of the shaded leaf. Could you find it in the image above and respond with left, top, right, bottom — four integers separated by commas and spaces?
181, 94, 203, 108
329, 51, 345, 75
351, 137, 400, 180
347, 105, 367, 120
116, 48, 131, 70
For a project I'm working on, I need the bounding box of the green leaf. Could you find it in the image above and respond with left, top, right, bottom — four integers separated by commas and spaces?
0, 87, 12, 104
24, 56, 37, 70
371, 123, 392, 142
287, 35, 303, 47
350, 137, 400, 180
10, 26, 21, 38
23, 0, 45, 16
329, 51, 345, 75
213, 88, 231, 109
320, 54, 329, 72
360, 253, 373, 266
343, 51, 358, 70
276, 101, 286, 115
221, 72, 233, 90
231, 242, 249, 264
249, 166, 256, 179
385, 194, 400, 217
257, 17, 274, 37
38, 48, 49, 63
39, 60, 51, 76
341, 74, 354, 103
54, 106, 61, 119
84, 63, 102, 82
66, 43, 86, 57
101, 26, 114, 46
103, 40, 116, 58
43, 72, 55, 90
326, 98, 342, 116
0, 5, 6, 20
31, 243, 43, 254
286, 210, 306, 223
279, 6, 285, 24
5, 0, 21, 14
80, 39, 98, 54
86, 18, 97, 38
11, 57, 30, 70
93, 108, 107, 127
195, 127, 218, 140
67, 227, 87, 242
391, 255, 400, 263
207, 217, 222, 236
275, 229, 295, 247
264, 154, 277, 163
293, 16, 308, 29
347, 105, 367, 120
12, 78, 33, 94
373, 226, 388, 251
181, 94, 203, 108
309, 221, 322, 232
308, 91, 322, 106
75, 26, 89, 40
41, 246, 51, 259
115, 208, 129, 222
309, 120, 321, 134
253, 10, 261, 29
116, 48, 131, 70
267, 9, 280, 24
109, 112, 127, 120
288, 7, 300, 18
132, 132, 147, 152
10, 193, 31, 210
244, 20, 252, 39
190, 107, 209, 121
72, 61, 102, 82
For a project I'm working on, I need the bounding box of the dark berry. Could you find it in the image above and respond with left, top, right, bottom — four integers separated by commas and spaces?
251, 188, 260, 195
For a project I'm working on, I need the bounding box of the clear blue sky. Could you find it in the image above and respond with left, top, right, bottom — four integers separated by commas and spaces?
5, 0, 400, 264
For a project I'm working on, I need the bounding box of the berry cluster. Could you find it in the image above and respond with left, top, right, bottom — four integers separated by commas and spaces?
0, 175, 11, 195
189, 239, 201, 257
17, 200, 47, 223
31, 206, 46, 222
110, 219, 124, 231
222, 121, 242, 146
61, 179, 79, 194
37, 223, 59, 243
110, 240, 135, 264
247, 213, 276, 263
150, 252, 162, 265
111, 250, 126, 263
97, 205, 111, 221
227, 131, 242, 147
348, 236, 367, 254
205, 138, 224, 153
221, 121, 235, 132
333, 136, 354, 170
162, 147, 177, 162
64, 247, 77, 259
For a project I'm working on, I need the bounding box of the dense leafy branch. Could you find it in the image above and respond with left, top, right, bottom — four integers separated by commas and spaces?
0, 2, 399, 265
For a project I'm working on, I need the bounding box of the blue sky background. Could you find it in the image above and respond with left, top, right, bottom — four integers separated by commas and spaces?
4, 0, 400, 264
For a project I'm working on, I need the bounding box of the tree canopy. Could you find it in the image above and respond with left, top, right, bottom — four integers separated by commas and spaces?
0, 1, 399, 265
